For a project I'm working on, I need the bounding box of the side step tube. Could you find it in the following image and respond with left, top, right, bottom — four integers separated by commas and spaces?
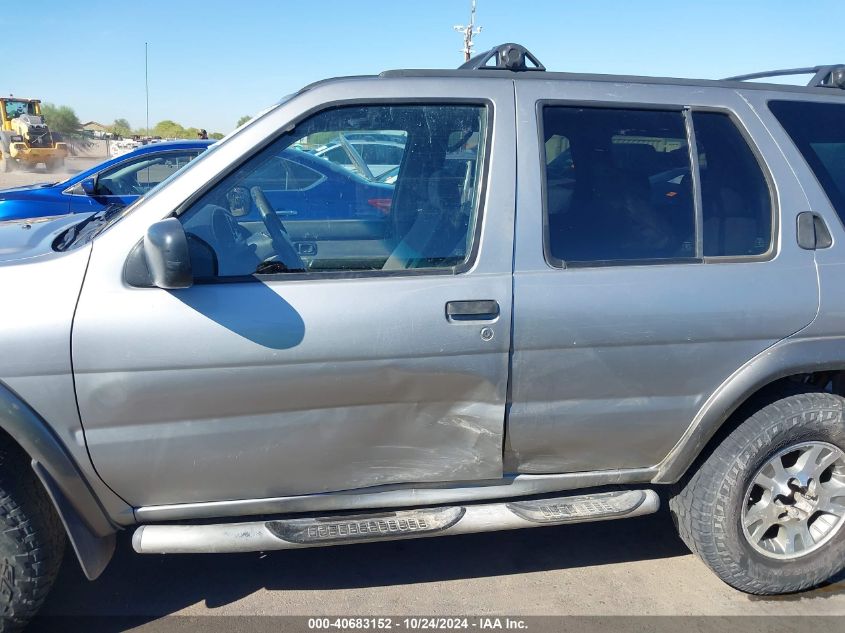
133, 489, 659, 554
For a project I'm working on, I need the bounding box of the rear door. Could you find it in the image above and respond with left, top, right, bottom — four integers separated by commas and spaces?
507, 80, 819, 474
72, 79, 517, 507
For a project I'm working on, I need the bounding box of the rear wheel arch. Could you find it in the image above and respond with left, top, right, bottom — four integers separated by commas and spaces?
655, 337, 845, 484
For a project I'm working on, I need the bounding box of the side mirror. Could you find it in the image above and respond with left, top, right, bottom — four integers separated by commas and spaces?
80, 177, 96, 196
143, 218, 193, 289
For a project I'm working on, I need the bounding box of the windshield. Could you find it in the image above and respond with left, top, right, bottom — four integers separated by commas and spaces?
3, 100, 36, 119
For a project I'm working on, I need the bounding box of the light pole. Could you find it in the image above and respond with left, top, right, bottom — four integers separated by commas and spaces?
145, 42, 150, 135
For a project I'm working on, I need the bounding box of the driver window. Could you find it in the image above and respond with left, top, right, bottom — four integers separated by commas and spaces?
178, 103, 488, 278
96, 150, 201, 196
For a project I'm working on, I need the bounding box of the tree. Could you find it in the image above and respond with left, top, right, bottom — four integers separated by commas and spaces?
111, 118, 131, 138
237, 115, 251, 127
40, 103, 81, 135
209, 132, 224, 140
152, 119, 186, 139
145, 119, 218, 139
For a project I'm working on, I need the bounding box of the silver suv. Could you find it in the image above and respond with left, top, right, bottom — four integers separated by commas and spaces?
2, 44, 845, 628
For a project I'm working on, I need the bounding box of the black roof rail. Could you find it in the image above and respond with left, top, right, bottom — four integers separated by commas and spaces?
723, 64, 845, 89
460, 43, 545, 72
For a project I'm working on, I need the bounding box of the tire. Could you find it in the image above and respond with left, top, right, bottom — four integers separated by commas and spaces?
670, 390, 845, 594
45, 159, 64, 173
0, 438, 65, 632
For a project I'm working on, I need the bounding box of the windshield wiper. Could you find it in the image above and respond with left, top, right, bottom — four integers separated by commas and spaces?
53, 203, 126, 251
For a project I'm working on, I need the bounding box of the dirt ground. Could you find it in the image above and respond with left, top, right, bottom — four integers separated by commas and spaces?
0, 156, 101, 190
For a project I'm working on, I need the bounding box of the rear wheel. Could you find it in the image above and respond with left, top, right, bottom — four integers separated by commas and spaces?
0, 438, 65, 632
670, 391, 845, 594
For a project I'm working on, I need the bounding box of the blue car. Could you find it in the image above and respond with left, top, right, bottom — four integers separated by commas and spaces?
0, 140, 213, 222
0, 141, 395, 225
235, 147, 396, 222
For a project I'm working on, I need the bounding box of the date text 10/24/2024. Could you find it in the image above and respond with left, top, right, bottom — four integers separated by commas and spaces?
307, 618, 529, 630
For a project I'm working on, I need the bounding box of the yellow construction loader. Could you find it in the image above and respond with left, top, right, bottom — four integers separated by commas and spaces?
0, 97, 68, 172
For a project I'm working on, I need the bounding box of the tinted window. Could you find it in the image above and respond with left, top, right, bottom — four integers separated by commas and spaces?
322, 146, 352, 166
358, 143, 406, 166
179, 104, 487, 277
770, 100, 845, 226
543, 106, 694, 264
693, 112, 772, 256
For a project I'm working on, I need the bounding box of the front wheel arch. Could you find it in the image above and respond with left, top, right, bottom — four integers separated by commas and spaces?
0, 381, 116, 580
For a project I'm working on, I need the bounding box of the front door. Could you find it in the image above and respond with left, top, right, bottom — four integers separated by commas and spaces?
72, 90, 516, 507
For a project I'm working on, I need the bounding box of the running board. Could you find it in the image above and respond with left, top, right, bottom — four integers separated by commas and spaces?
133, 489, 659, 554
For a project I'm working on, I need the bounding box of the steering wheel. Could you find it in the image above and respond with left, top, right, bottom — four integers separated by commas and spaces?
249, 186, 305, 271
100, 176, 143, 196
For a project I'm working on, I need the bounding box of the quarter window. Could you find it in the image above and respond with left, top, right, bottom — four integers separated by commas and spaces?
179, 104, 488, 278
769, 100, 845, 227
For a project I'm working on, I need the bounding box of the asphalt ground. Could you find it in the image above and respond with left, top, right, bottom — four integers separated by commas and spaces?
24, 505, 845, 632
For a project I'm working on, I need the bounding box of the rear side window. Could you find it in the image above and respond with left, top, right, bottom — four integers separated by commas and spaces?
693, 112, 772, 257
770, 100, 845, 226
542, 106, 695, 264
541, 105, 773, 266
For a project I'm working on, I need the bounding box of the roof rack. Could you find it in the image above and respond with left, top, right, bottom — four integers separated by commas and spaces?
723, 65, 845, 89
459, 43, 545, 72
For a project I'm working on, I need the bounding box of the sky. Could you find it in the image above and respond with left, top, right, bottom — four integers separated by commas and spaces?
2, 0, 842, 133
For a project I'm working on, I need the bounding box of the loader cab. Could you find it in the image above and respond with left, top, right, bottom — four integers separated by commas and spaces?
0, 98, 40, 130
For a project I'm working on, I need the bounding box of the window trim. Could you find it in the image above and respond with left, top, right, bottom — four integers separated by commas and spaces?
683, 109, 705, 258
174, 98, 494, 283
536, 99, 777, 269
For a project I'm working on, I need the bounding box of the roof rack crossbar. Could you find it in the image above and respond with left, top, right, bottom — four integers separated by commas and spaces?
460, 43, 545, 72
723, 65, 845, 89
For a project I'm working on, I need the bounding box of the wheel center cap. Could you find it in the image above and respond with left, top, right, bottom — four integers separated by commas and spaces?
790, 492, 817, 518
780, 478, 819, 520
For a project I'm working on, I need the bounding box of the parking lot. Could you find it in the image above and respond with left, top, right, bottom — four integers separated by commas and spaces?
6, 163, 844, 630
27, 510, 845, 631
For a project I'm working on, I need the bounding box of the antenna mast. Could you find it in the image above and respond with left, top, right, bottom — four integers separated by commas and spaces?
454, 0, 482, 62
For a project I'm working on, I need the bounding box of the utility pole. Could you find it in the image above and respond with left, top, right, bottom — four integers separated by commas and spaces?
454, 0, 482, 62
145, 42, 150, 135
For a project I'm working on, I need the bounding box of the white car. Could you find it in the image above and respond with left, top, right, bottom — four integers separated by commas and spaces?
313, 135, 406, 179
